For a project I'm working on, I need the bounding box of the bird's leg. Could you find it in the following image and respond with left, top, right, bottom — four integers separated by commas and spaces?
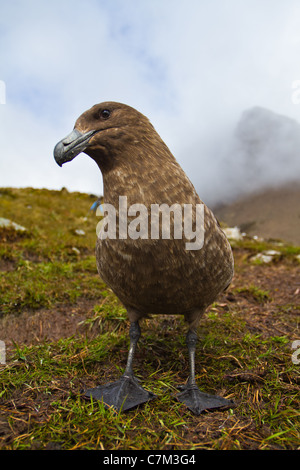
83, 321, 155, 412
185, 329, 198, 387
123, 321, 141, 377
176, 329, 234, 415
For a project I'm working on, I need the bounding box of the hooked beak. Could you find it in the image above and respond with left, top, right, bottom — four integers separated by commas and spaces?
54, 128, 98, 167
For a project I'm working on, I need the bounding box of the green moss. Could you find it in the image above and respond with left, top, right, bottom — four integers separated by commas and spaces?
234, 285, 271, 303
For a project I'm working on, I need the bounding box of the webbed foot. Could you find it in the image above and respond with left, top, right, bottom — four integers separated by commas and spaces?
176, 384, 234, 415
83, 374, 156, 412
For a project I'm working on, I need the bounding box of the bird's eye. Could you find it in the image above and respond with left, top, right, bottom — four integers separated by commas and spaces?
99, 109, 111, 120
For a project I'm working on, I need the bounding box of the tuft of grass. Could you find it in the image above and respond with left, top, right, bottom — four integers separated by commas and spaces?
233, 285, 271, 303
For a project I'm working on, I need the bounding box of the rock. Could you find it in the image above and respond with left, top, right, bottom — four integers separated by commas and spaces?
251, 249, 281, 264
0, 217, 26, 232
263, 250, 281, 257
251, 253, 273, 263
222, 226, 243, 241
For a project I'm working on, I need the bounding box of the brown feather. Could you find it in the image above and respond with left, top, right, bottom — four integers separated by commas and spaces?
74, 102, 234, 329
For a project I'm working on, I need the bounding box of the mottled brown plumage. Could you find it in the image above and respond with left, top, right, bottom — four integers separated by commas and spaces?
54, 102, 234, 414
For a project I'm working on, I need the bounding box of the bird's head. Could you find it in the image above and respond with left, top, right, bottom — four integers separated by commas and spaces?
54, 101, 154, 169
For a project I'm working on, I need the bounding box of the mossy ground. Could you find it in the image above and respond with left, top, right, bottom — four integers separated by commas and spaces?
0, 187, 299, 450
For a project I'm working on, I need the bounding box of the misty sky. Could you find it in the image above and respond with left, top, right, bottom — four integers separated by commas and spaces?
1, 0, 300, 206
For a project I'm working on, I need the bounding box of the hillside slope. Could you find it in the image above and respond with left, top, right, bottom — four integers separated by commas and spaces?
214, 182, 300, 245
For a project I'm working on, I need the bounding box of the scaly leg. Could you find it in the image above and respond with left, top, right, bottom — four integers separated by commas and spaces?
176, 329, 234, 415
83, 321, 155, 411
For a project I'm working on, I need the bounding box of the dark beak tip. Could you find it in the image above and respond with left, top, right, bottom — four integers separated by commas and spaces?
53, 143, 63, 166
53, 128, 96, 168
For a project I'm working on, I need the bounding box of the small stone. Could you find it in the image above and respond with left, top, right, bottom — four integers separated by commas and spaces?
251, 253, 273, 263
223, 226, 243, 241
74, 229, 85, 236
264, 250, 281, 256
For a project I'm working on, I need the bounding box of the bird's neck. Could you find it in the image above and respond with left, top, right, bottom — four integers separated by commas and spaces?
97, 139, 188, 207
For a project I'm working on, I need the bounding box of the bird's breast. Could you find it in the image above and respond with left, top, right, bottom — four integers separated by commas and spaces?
95, 212, 234, 315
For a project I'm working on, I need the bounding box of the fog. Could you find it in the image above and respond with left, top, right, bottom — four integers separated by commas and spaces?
201, 106, 300, 207
0, 0, 300, 206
